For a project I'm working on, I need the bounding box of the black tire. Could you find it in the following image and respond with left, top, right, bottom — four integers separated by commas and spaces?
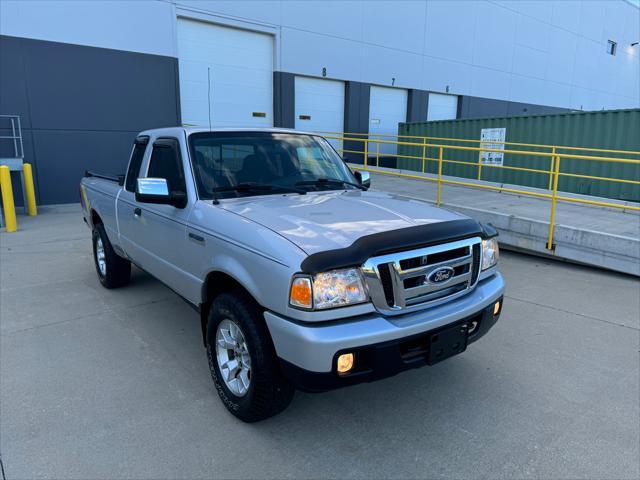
206, 291, 294, 422
92, 222, 131, 289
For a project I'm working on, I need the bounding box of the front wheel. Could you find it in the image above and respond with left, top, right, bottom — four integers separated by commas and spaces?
206, 291, 294, 422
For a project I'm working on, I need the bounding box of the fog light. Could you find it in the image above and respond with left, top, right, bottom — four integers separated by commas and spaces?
336, 353, 354, 374
494, 301, 501, 316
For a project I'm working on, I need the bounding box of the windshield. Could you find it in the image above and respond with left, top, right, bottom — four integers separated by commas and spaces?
189, 132, 358, 199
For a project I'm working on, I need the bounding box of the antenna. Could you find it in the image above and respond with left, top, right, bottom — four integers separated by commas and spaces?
207, 67, 212, 131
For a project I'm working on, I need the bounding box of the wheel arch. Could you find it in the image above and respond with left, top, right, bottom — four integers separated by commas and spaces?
200, 270, 265, 346
90, 209, 103, 227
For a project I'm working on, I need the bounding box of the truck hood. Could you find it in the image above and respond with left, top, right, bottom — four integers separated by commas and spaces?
220, 190, 467, 255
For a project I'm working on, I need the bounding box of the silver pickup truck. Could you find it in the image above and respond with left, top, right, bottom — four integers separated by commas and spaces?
80, 127, 504, 422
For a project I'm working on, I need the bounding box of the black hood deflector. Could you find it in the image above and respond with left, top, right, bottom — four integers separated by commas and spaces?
300, 219, 494, 274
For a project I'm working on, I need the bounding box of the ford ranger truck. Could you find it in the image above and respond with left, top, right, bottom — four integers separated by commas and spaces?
80, 127, 504, 422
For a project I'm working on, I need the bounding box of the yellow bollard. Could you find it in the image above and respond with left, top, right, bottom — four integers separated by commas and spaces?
22, 163, 37, 216
0, 166, 17, 232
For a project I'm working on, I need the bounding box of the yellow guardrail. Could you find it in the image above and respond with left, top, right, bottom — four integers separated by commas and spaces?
320, 130, 640, 155
321, 133, 640, 252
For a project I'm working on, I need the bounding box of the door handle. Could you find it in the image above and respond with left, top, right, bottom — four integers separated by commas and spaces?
188, 232, 205, 245
133, 207, 142, 217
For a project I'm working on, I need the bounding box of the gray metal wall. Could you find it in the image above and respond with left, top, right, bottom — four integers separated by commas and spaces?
273, 72, 295, 129
407, 90, 430, 123
404, 91, 568, 123
343, 81, 370, 164
0, 35, 180, 205
459, 95, 570, 119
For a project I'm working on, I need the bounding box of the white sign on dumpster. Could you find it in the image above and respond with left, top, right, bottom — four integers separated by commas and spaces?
479, 127, 506, 166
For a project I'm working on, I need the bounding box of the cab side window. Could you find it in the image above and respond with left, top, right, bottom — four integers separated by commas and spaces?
147, 139, 187, 193
125, 137, 149, 192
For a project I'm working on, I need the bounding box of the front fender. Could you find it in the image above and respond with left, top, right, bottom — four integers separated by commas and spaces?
204, 256, 262, 305
200, 246, 296, 316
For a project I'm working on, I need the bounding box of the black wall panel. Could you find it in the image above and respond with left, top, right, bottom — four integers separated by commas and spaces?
459, 95, 569, 120
32, 130, 139, 205
343, 81, 370, 163
0, 35, 180, 205
407, 90, 429, 123
273, 71, 295, 128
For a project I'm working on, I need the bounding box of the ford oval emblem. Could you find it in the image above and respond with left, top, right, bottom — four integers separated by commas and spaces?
428, 266, 455, 284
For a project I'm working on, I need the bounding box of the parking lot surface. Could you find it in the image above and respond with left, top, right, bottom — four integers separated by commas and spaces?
1, 204, 639, 480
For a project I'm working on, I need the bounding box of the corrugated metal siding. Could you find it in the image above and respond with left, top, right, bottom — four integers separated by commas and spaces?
397, 109, 640, 202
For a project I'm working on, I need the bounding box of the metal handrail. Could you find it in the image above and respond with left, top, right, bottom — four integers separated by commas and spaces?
318, 130, 640, 157
0, 115, 36, 230
322, 133, 640, 253
0, 115, 25, 160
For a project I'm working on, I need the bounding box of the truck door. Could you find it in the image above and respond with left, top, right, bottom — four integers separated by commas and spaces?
117, 136, 149, 261
119, 136, 201, 304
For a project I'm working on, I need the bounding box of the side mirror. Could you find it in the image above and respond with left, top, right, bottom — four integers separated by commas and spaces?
354, 170, 371, 190
136, 178, 187, 208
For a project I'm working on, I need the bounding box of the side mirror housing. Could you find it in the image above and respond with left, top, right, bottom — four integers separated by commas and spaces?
354, 170, 371, 190
135, 178, 187, 208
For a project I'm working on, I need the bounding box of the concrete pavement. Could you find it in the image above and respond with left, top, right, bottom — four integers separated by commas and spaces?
1, 205, 639, 479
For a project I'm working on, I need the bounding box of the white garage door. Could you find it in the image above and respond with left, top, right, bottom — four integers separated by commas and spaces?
369, 86, 408, 156
427, 93, 458, 121
295, 77, 345, 151
177, 18, 273, 128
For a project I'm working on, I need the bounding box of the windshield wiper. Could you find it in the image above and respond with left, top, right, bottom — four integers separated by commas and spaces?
295, 178, 365, 190
212, 182, 306, 195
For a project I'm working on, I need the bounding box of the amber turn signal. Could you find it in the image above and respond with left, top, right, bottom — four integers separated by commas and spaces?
290, 277, 312, 309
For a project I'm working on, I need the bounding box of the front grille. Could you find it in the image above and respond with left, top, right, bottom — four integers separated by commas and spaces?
362, 237, 482, 315
377, 263, 395, 307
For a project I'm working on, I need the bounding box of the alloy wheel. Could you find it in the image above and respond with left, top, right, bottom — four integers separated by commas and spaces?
215, 319, 252, 397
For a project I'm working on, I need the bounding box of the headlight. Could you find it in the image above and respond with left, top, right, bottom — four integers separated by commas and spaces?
481, 237, 499, 270
289, 268, 367, 310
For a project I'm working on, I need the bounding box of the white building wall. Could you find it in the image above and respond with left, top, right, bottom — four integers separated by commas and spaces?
0, 0, 175, 57
1, 0, 638, 110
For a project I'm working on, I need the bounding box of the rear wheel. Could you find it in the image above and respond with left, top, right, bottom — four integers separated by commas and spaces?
206, 291, 294, 422
92, 223, 131, 289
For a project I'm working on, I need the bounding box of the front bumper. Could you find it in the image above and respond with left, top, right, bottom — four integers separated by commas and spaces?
264, 272, 505, 390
